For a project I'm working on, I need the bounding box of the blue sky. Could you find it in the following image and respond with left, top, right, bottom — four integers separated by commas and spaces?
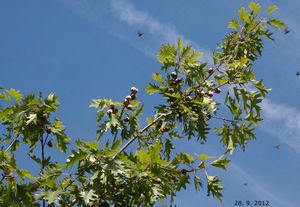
1, 0, 300, 206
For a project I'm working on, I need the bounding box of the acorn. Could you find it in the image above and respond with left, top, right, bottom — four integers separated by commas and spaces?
171, 175, 178, 182
207, 114, 212, 120
47, 140, 53, 148
46, 126, 52, 134
142, 174, 149, 179
125, 95, 132, 102
131, 87, 139, 94
208, 68, 214, 74
186, 96, 193, 101
107, 109, 113, 116
214, 87, 222, 94
42, 113, 49, 119
170, 71, 177, 79
113, 108, 119, 114
124, 116, 130, 122
181, 169, 188, 174
126, 105, 133, 110
207, 91, 214, 97
154, 178, 162, 184
123, 99, 129, 106
197, 89, 206, 97
175, 78, 182, 84
109, 103, 115, 109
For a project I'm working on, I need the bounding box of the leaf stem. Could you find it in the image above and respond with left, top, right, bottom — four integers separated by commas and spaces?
4, 135, 19, 152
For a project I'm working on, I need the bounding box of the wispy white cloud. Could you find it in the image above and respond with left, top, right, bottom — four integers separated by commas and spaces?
231, 163, 297, 207
110, 0, 211, 59
260, 99, 300, 154
110, 0, 182, 44
56, 0, 210, 59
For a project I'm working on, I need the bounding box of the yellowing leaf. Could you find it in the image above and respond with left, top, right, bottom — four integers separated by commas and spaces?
238, 7, 249, 23
266, 5, 278, 14
7, 88, 22, 100
196, 153, 212, 161
248, 2, 261, 14
177, 38, 183, 52
239, 57, 249, 67
152, 73, 164, 83
145, 83, 159, 95
267, 19, 287, 28
0, 93, 10, 101
228, 20, 239, 30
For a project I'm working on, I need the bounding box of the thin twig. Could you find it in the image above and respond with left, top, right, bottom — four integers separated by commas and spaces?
0, 174, 5, 184
211, 115, 238, 124
4, 135, 19, 152
43, 133, 49, 146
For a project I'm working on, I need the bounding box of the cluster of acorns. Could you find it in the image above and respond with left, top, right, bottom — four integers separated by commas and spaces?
193, 67, 222, 98
196, 87, 221, 98
169, 71, 182, 87
168, 68, 221, 98
107, 87, 139, 117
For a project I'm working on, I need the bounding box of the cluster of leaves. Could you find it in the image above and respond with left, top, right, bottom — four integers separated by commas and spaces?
0, 87, 69, 206
0, 2, 286, 206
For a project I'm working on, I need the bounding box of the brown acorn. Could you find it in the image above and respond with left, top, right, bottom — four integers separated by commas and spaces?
181, 169, 188, 174
113, 108, 119, 114
47, 140, 53, 148
175, 78, 182, 84
154, 178, 162, 184
171, 175, 178, 182
207, 114, 212, 120
46, 126, 52, 134
170, 72, 177, 79
124, 116, 130, 122
125, 95, 132, 102
186, 96, 193, 101
42, 113, 49, 119
126, 105, 133, 110
107, 109, 113, 116
131, 87, 139, 94
208, 68, 214, 74
207, 91, 214, 97
123, 99, 129, 106
214, 88, 222, 94
109, 103, 115, 109
197, 89, 206, 97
